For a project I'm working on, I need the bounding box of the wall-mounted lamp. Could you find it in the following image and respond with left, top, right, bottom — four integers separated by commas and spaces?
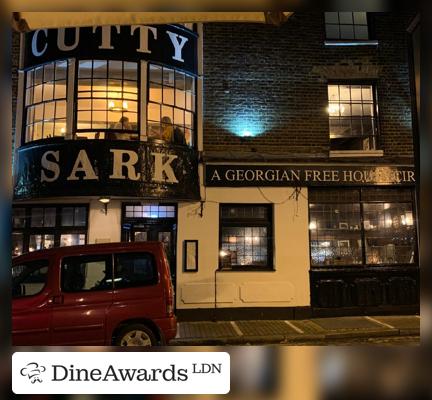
98, 196, 111, 215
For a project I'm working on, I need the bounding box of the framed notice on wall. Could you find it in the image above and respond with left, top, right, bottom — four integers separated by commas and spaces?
183, 240, 198, 272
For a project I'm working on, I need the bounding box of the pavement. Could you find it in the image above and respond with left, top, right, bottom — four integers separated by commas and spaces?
170, 315, 420, 345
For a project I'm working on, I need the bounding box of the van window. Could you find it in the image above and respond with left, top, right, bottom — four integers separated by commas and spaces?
12, 260, 49, 298
61, 255, 113, 292
114, 252, 158, 289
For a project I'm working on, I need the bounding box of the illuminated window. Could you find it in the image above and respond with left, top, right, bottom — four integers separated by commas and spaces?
24, 60, 68, 142
219, 205, 273, 270
77, 60, 138, 139
309, 188, 417, 266
325, 12, 369, 40
147, 63, 196, 147
12, 205, 88, 256
328, 83, 378, 151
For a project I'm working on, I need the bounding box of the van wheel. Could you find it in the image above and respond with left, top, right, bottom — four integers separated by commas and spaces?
115, 324, 157, 347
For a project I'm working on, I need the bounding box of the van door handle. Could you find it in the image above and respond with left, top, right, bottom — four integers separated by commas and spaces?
49, 295, 64, 305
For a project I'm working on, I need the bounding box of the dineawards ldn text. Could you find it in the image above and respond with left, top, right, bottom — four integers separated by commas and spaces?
52, 364, 192, 382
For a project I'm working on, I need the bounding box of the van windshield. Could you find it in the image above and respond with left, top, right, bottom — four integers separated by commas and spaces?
12, 260, 49, 298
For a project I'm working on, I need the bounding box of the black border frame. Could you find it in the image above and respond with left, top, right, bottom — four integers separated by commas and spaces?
183, 240, 198, 272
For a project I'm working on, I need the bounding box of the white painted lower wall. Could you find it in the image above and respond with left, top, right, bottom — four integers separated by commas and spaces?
88, 199, 122, 244
176, 187, 311, 309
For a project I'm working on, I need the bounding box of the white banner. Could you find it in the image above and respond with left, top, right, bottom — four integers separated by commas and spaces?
12, 352, 230, 394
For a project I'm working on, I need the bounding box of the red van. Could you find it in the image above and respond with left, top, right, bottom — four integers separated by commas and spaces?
12, 242, 176, 346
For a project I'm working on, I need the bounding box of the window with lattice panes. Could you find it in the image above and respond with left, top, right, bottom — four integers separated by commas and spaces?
147, 63, 195, 147
24, 60, 68, 142
328, 83, 378, 151
76, 60, 138, 139
219, 205, 273, 270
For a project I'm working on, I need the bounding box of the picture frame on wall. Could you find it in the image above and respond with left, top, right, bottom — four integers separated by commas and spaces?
183, 240, 198, 272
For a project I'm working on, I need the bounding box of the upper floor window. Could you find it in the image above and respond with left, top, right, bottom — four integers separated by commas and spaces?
76, 60, 139, 139
21, 60, 197, 147
147, 63, 195, 147
327, 83, 378, 151
24, 60, 68, 141
325, 12, 369, 40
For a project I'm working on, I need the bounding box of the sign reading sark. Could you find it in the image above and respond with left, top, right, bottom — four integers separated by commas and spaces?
205, 164, 415, 187
14, 141, 200, 200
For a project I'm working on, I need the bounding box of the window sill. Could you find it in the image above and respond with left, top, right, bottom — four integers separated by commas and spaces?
329, 150, 384, 158
217, 267, 275, 272
325, 40, 379, 47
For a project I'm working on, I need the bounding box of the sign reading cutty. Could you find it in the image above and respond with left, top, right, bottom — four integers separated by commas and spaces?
22, 25, 197, 74
205, 164, 415, 187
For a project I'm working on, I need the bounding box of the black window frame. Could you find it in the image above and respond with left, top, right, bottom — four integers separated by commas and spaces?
324, 12, 375, 42
219, 204, 274, 271
12, 204, 89, 256
74, 59, 141, 138
327, 80, 380, 151
308, 187, 419, 268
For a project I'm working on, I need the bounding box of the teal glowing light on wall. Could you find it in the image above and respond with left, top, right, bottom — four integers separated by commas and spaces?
227, 110, 268, 138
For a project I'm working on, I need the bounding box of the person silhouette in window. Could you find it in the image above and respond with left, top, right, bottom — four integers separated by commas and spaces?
114, 116, 132, 130
161, 116, 174, 142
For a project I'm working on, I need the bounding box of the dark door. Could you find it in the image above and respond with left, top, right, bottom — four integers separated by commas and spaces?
122, 206, 177, 292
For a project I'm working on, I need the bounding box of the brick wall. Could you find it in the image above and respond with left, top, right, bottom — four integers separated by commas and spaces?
202, 12, 415, 162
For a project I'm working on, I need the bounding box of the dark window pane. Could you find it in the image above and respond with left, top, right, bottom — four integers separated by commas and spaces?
114, 252, 158, 288
31, 208, 44, 227
325, 12, 339, 24
74, 207, 87, 226
12, 260, 49, 298
61, 207, 74, 226
326, 24, 340, 39
62, 255, 112, 292
13, 208, 26, 228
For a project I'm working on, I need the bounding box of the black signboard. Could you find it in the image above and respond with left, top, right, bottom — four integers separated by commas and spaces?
23, 25, 197, 74
14, 140, 200, 201
205, 164, 415, 187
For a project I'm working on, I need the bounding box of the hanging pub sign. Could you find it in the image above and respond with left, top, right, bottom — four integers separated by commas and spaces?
14, 140, 200, 200
22, 24, 197, 74
205, 164, 415, 187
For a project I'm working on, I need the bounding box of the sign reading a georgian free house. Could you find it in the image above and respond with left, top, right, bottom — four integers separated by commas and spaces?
205, 164, 415, 187
14, 140, 200, 201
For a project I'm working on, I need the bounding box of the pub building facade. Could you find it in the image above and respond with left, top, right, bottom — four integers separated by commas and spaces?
12, 12, 419, 319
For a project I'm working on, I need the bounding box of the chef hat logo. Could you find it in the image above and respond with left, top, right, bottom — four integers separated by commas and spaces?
20, 362, 46, 383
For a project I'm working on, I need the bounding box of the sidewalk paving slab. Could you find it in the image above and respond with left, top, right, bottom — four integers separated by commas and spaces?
171, 315, 420, 345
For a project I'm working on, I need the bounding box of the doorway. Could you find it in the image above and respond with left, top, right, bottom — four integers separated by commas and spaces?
121, 203, 177, 291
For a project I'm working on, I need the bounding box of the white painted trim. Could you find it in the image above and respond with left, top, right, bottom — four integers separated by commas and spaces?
365, 316, 395, 329
325, 40, 379, 47
140, 61, 148, 142
230, 321, 243, 336
204, 161, 411, 167
13, 70, 25, 183
284, 320, 304, 334
14, 71, 25, 150
65, 59, 75, 139
197, 23, 203, 153
329, 150, 384, 158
